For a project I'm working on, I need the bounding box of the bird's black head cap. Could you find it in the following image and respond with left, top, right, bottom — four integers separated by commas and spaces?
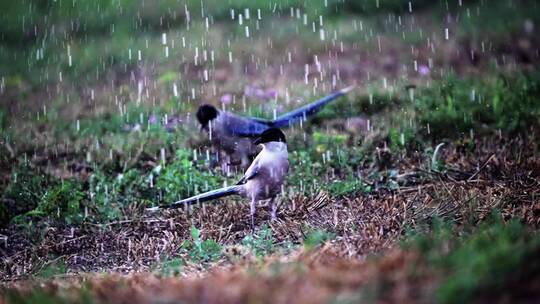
196, 104, 218, 127
254, 128, 287, 144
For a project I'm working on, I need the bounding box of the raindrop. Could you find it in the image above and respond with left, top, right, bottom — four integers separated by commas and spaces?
160, 148, 166, 164
173, 83, 179, 97
408, 87, 415, 101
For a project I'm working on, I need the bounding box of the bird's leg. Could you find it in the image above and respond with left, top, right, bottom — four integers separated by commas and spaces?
250, 198, 256, 233
270, 197, 278, 222
241, 153, 251, 170
221, 154, 231, 176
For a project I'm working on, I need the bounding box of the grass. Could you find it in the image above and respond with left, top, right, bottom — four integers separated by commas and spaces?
2, 71, 539, 224
415, 72, 540, 139
242, 225, 275, 258
183, 226, 223, 263
302, 227, 335, 250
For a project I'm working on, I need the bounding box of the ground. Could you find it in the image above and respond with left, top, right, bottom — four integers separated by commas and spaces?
1, 0, 540, 303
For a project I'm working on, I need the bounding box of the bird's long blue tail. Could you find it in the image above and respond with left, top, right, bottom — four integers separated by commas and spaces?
270, 85, 355, 128
147, 185, 241, 212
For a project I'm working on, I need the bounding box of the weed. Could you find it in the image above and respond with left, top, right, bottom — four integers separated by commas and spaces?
312, 131, 348, 154
36, 259, 67, 279
242, 225, 275, 258
327, 178, 370, 198
26, 180, 85, 225
89, 168, 156, 221
182, 226, 222, 263
388, 126, 419, 151
303, 228, 335, 250
159, 257, 185, 277
2, 163, 49, 223
156, 150, 222, 204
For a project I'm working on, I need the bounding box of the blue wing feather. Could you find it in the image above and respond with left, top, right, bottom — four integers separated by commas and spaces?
149, 185, 241, 210
271, 86, 354, 128
222, 113, 272, 137
223, 86, 354, 136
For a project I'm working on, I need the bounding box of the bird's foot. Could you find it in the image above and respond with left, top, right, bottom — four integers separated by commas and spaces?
250, 215, 256, 234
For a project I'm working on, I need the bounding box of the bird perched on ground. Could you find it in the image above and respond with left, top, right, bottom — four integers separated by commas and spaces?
196, 86, 354, 168
147, 128, 289, 231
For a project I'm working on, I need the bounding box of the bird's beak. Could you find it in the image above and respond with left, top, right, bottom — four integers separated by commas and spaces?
253, 137, 262, 145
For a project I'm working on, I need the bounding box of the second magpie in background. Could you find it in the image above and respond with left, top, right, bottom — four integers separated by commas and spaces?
196, 86, 354, 168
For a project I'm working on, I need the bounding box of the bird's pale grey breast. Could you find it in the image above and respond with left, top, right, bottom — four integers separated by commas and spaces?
242, 142, 289, 201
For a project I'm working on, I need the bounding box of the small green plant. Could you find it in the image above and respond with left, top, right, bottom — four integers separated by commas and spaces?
36, 259, 67, 279
242, 225, 275, 258
159, 257, 185, 277
303, 228, 335, 250
88, 171, 124, 221
327, 178, 369, 198
388, 127, 418, 151
24, 181, 86, 225
2, 164, 48, 219
183, 226, 222, 263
